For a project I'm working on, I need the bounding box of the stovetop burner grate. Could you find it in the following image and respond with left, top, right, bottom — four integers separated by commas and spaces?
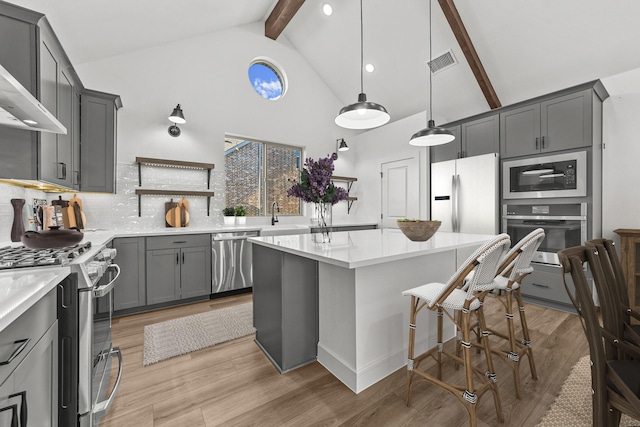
0, 241, 92, 270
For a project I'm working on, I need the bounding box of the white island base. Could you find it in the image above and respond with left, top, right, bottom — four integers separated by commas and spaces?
250, 229, 495, 393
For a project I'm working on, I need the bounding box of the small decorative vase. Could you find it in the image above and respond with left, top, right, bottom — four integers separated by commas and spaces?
10, 198, 26, 242
311, 202, 332, 243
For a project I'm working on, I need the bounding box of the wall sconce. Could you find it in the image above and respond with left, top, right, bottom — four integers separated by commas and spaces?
168, 104, 186, 137
332, 138, 349, 160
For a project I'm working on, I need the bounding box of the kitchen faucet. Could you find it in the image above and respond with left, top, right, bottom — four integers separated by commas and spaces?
271, 201, 280, 225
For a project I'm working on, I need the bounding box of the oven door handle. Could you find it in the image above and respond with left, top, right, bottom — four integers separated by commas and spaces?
92, 347, 123, 417
93, 264, 121, 298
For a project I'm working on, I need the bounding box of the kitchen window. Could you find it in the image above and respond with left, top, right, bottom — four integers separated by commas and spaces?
225, 137, 301, 216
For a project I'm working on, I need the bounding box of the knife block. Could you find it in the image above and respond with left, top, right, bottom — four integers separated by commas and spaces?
10, 198, 25, 242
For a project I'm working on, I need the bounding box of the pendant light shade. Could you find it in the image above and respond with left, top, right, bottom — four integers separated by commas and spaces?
338, 138, 349, 151
409, 0, 455, 147
335, 0, 389, 130
409, 120, 455, 146
169, 104, 186, 124
335, 93, 390, 129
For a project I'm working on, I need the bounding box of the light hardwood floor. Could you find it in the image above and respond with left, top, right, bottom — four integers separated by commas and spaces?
100, 293, 588, 427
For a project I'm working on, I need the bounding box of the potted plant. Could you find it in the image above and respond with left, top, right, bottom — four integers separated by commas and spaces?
223, 207, 236, 225
235, 205, 246, 225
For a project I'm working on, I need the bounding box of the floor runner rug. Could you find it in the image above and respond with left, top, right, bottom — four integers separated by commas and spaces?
143, 302, 254, 366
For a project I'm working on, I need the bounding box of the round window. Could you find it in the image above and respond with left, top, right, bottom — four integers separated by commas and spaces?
248, 59, 286, 100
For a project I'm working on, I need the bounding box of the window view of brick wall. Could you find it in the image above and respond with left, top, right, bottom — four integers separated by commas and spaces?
225, 139, 301, 216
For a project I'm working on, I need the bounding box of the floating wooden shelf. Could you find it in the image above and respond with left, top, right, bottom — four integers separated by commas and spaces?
136, 157, 215, 189
331, 176, 358, 213
135, 156, 216, 217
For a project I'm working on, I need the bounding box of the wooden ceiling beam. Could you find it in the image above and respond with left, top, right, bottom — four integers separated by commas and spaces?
265, 0, 305, 40
437, 0, 501, 109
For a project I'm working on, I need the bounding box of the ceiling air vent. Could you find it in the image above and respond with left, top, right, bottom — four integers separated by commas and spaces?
426, 49, 457, 74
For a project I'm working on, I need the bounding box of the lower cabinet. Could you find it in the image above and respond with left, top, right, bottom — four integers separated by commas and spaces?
146, 234, 211, 305
0, 289, 58, 426
112, 237, 146, 311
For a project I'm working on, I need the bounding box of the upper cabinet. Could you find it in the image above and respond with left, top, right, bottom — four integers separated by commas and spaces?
500, 88, 595, 158
81, 90, 122, 193
431, 114, 499, 162
0, 2, 120, 192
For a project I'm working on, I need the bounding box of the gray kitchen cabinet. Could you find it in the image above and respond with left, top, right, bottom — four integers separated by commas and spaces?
0, 288, 58, 426
253, 244, 318, 373
0, 5, 40, 180
500, 89, 592, 158
80, 90, 122, 193
112, 237, 146, 312
430, 114, 499, 162
146, 234, 211, 305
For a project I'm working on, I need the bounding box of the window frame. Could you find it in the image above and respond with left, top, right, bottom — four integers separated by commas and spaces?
225, 135, 303, 217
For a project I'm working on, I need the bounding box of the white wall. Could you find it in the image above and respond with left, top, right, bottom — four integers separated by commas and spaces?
601, 67, 640, 241
349, 112, 431, 225
70, 22, 359, 227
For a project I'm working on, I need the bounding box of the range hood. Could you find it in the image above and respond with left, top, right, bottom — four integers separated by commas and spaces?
0, 64, 67, 134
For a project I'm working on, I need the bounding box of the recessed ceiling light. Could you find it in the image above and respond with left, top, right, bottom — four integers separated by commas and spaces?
365, 64, 375, 73
322, 4, 333, 16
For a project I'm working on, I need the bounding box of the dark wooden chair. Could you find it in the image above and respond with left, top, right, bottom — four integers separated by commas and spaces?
558, 246, 640, 426
403, 233, 511, 427
586, 238, 640, 349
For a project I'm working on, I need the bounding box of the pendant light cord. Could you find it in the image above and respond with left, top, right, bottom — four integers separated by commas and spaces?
428, 0, 433, 124
360, 0, 364, 94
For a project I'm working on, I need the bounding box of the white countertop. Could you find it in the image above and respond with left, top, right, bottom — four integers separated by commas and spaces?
0, 266, 71, 332
249, 229, 496, 269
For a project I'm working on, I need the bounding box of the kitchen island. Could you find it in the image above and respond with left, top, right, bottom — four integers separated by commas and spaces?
249, 228, 495, 393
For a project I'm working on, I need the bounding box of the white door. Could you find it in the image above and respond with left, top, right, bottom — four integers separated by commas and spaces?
381, 157, 419, 228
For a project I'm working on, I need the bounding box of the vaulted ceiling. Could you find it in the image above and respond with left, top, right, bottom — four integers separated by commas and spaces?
8, 0, 640, 126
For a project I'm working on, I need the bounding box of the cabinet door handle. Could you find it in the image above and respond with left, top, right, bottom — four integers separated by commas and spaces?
182, 252, 185, 264
0, 338, 30, 365
57, 162, 67, 180
535, 137, 539, 150
8, 392, 26, 427
172, 241, 187, 244
176, 253, 179, 264
74, 170, 80, 186
542, 136, 546, 149
0, 404, 18, 427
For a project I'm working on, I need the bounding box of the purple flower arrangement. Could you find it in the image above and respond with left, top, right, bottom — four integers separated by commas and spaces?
287, 155, 349, 205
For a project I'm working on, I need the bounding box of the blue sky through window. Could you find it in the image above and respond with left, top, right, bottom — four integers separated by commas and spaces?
249, 63, 283, 100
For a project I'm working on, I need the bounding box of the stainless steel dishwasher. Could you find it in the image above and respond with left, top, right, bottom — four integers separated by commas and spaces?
212, 230, 260, 293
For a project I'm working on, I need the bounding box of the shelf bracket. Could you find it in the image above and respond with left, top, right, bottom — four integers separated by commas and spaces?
138, 194, 142, 217
138, 162, 142, 186
207, 169, 211, 190
207, 196, 211, 216
347, 199, 354, 214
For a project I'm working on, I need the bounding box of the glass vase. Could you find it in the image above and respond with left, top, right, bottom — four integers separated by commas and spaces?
311, 202, 332, 243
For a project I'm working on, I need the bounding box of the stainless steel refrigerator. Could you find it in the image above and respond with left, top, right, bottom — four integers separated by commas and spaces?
431, 152, 499, 234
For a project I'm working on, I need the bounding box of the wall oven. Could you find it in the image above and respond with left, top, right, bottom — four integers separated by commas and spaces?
503, 203, 587, 266
503, 151, 587, 199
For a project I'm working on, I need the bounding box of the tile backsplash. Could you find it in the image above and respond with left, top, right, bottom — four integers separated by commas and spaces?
0, 162, 228, 242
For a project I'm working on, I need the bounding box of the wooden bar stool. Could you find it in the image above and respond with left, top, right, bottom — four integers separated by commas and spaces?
403, 233, 511, 427
470, 228, 545, 399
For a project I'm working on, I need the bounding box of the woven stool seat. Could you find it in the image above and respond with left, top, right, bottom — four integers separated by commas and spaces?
403, 283, 481, 312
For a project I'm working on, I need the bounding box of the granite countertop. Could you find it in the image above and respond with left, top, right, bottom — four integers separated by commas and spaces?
0, 266, 71, 332
249, 229, 496, 269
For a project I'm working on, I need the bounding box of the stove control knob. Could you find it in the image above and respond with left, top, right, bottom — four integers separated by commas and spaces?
86, 265, 100, 280
102, 248, 118, 260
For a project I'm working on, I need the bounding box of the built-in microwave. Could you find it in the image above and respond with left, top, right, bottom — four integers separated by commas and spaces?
503, 151, 587, 199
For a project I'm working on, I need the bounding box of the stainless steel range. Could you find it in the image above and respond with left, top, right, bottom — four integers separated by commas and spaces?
0, 241, 122, 426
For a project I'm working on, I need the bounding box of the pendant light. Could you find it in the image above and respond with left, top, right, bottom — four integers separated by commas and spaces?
335, 0, 390, 130
409, 0, 455, 146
